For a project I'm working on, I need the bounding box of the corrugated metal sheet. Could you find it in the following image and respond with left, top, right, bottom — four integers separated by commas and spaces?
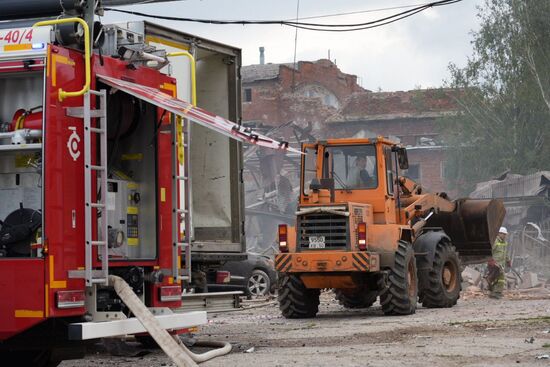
471, 172, 550, 228
471, 172, 550, 199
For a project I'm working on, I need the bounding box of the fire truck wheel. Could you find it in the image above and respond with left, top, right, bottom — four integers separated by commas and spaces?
278, 274, 320, 318
334, 288, 378, 309
0, 350, 60, 367
380, 241, 418, 315
136, 335, 159, 349
419, 241, 461, 308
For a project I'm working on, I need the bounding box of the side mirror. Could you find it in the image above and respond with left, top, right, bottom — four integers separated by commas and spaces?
394, 147, 409, 170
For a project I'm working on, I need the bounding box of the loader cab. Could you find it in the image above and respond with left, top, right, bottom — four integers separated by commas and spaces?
300, 138, 408, 224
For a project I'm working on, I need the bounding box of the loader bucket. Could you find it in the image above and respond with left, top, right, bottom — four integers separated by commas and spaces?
427, 199, 506, 264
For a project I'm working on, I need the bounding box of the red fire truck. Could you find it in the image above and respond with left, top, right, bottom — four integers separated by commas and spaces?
0, 10, 294, 367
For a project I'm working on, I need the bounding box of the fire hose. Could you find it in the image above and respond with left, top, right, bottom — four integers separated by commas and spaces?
108, 275, 232, 366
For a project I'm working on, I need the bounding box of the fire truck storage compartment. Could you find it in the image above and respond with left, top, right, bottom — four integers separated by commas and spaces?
0, 70, 44, 258
189, 52, 242, 250
103, 89, 157, 260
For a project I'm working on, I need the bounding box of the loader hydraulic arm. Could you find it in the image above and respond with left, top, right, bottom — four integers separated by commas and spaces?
402, 192, 456, 234
398, 176, 422, 196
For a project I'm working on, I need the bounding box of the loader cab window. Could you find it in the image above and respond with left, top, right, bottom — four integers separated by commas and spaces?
385, 147, 397, 196
324, 145, 378, 190
302, 146, 318, 195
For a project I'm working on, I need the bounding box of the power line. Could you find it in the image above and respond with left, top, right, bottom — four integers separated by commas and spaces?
288, 2, 443, 21
104, 0, 463, 32
290, 6, 431, 32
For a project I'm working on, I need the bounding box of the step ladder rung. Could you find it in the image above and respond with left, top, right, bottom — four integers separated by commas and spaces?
89, 127, 105, 134
89, 202, 105, 208
90, 278, 108, 284
88, 165, 105, 171
175, 209, 188, 214
177, 242, 189, 248
174, 175, 188, 180
90, 241, 107, 246
177, 276, 190, 281
66, 106, 105, 119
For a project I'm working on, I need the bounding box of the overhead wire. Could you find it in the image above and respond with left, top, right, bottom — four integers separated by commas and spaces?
290, 7, 432, 32
289, 2, 445, 21
104, 0, 463, 32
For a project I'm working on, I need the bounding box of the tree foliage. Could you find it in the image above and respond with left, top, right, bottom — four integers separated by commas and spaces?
442, 0, 550, 195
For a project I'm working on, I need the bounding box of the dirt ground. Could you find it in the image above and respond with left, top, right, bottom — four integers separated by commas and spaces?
60, 290, 550, 367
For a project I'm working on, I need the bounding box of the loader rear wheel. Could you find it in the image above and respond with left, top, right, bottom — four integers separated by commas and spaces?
278, 274, 320, 318
380, 241, 418, 315
419, 241, 461, 308
334, 288, 378, 309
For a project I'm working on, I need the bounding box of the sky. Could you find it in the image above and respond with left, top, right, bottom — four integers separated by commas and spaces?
103, 0, 483, 91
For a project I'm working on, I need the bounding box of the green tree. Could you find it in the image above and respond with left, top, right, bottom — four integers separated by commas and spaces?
442, 0, 550, 195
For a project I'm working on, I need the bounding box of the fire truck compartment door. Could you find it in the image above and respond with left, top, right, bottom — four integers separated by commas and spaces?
97, 74, 299, 153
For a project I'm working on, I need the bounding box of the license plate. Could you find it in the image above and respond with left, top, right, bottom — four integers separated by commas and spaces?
308, 236, 325, 249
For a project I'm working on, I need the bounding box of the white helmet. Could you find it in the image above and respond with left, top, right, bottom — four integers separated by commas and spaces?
499, 226, 508, 234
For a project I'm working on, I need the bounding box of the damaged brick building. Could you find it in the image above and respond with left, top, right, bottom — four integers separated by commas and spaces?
242, 58, 364, 134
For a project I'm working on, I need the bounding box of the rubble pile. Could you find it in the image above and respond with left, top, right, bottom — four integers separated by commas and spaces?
460, 266, 550, 300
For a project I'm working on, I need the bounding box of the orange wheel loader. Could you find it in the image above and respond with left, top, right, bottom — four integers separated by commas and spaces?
275, 137, 505, 318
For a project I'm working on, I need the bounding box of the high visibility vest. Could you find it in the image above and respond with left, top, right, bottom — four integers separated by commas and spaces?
493, 238, 508, 266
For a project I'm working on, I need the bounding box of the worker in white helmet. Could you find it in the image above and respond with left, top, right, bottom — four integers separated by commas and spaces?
487, 226, 510, 299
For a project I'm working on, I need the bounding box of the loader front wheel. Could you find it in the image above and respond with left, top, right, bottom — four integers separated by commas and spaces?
380, 241, 418, 315
278, 274, 320, 318
334, 288, 378, 309
419, 241, 461, 308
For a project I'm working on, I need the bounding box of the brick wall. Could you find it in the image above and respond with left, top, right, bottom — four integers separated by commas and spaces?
407, 148, 449, 194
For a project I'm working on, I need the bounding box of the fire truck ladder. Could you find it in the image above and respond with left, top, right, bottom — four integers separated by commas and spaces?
68, 90, 109, 286
172, 115, 192, 283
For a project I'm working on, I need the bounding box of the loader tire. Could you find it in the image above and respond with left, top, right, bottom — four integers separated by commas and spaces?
380, 241, 418, 315
278, 274, 320, 318
419, 241, 461, 308
334, 289, 378, 309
